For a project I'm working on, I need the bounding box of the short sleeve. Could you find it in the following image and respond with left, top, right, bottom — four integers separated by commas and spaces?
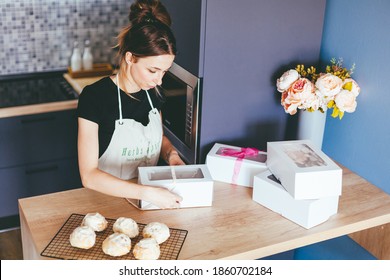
77, 84, 100, 124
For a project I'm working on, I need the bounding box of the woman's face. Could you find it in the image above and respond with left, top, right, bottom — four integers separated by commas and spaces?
127, 52, 175, 91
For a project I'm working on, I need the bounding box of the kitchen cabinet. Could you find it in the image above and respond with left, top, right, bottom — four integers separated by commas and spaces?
163, 0, 327, 162
164, 0, 204, 77
0, 158, 81, 218
0, 109, 82, 225
0, 110, 78, 168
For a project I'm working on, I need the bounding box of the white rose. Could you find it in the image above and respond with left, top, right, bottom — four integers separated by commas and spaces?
276, 69, 299, 93
343, 78, 360, 97
301, 95, 324, 112
334, 89, 357, 113
315, 73, 343, 98
315, 89, 331, 110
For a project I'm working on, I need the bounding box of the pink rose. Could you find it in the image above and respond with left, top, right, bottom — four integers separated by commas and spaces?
315, 73, 343, 98
281, 78, 316, 114
276, 69, 299, 93
281, 90, 299, 115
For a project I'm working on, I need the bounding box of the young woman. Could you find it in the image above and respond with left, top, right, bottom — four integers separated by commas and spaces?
77, 0, 184, 209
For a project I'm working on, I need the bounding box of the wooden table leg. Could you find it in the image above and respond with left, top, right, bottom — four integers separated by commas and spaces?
349, 223, 390, 260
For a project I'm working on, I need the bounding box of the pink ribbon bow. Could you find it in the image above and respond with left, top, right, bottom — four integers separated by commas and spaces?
220, 147, 259, 185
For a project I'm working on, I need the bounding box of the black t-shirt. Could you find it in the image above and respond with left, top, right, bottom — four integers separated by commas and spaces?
77, 76, 165, 157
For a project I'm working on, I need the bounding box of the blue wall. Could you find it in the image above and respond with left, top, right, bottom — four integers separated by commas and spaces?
321, 0, 390, 195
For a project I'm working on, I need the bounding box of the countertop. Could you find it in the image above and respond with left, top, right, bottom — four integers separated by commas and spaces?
0, 74, 104, 119
62, 73, 104, 95
19, 166, 390, 260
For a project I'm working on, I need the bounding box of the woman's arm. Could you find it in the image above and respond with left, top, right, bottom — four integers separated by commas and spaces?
161, 135, 186, 165
77, 117, 182, 208
159, 113, 186, 166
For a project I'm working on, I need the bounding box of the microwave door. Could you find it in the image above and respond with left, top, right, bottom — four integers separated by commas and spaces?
161, 76, 188, 145
161, 62, 200, 164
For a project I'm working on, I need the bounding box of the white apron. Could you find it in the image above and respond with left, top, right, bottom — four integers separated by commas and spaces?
98, 75, 162, 179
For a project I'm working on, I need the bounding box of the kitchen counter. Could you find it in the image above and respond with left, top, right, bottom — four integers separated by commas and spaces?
19, 166, 390, 260
0, 74, 104, 119
0, 100, 78, 119
63, 73, 105, 95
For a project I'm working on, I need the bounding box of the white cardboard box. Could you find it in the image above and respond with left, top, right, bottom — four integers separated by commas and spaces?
128, 164, 214, 210
206, 143, 267, 187
267, 140, 342, 199
253, 170, 339, 229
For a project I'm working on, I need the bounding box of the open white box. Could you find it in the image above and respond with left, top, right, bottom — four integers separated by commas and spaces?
253, 170, 339, 229
127, 164, 214, 210
267, 140, 342, 199
206, 143, 267, 187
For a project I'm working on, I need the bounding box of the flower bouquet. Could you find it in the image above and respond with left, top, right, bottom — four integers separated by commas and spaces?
276, 58, 360, 119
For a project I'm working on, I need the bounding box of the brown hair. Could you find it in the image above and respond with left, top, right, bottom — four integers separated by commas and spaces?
116, 0, 176, 64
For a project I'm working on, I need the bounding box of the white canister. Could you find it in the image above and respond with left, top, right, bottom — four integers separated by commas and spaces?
82, 40, 93, 70
70, 41, 82, 72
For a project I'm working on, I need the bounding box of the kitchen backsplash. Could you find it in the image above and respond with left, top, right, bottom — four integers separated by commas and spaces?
0, 0, 133, 76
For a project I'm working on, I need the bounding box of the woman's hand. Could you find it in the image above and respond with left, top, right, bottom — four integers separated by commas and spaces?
161, 135, 186, 166
143, 185, 183, 209
167, 151, 186, 166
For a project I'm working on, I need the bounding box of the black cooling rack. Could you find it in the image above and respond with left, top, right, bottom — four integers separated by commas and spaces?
41, 213, 188, 260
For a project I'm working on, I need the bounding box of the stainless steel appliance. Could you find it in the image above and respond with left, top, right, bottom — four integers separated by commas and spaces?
160, 62, 200, 164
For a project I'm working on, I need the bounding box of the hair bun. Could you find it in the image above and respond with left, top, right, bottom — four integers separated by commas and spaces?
129, 0, 172, 27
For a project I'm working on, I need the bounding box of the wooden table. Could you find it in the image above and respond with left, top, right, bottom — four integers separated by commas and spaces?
19, 166, 390, 260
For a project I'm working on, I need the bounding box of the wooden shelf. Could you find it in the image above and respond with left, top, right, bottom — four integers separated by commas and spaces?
68, 63, 113, 78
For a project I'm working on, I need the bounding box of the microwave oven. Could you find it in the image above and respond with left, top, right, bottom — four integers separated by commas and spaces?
160, 62, 201, 164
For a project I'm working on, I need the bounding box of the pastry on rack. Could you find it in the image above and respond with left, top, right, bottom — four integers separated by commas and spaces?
113, 217, 139, 238
69, 225, 96, 249
81, 212, 108, 232
133, 238, 160, 260
142, 222, 170, 244
102, 233, 131, 257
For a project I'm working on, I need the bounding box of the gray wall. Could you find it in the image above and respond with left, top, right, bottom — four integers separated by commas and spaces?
198, 0, 326, 160
321, 0, 390, 195
0, 0, 131, 76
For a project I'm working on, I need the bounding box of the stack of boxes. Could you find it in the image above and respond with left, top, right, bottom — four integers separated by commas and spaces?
206, 140, 342, 229
134, 140, 342, 228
